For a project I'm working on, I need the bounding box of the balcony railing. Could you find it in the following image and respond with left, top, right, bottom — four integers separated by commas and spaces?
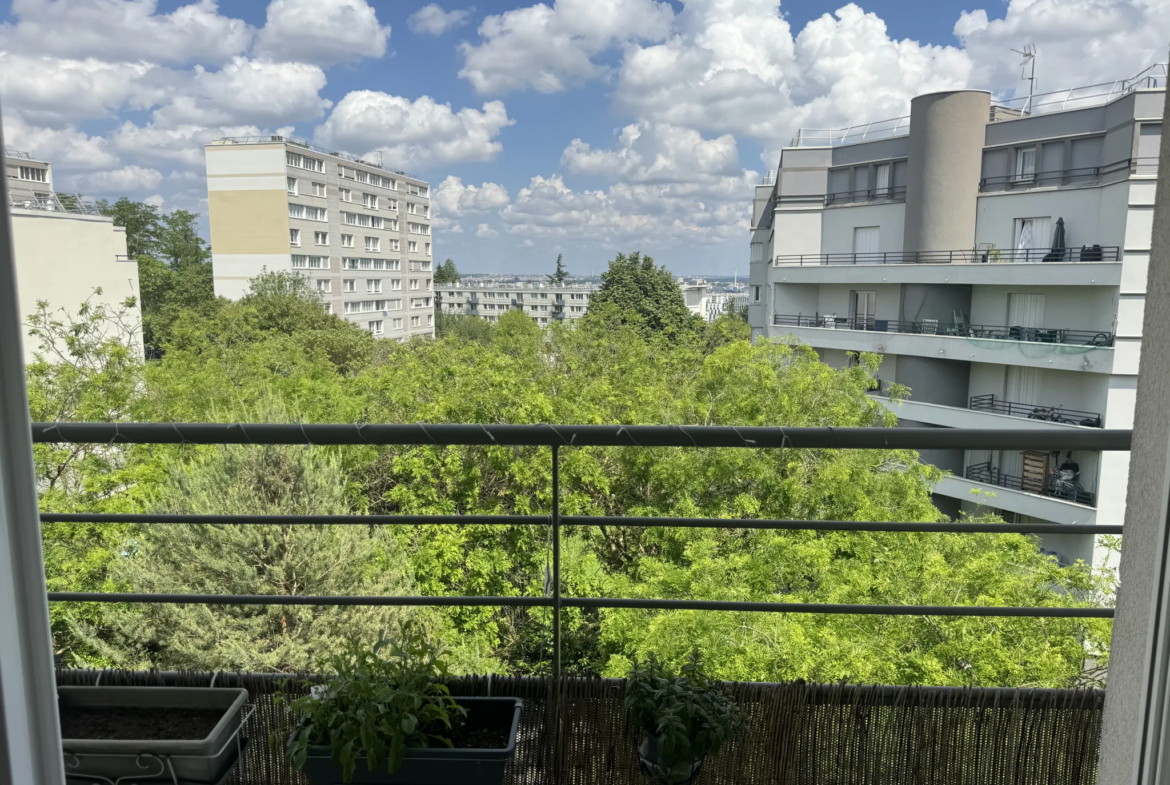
970, 394, 1103, 428
825, 185, 907, 206
789, 115, 910, 147
965, 461, 1096, 506
980, 158, 1157, 192
773, 314, 1115, 347
7, 193, 102, 216
773, 246, 1121, 266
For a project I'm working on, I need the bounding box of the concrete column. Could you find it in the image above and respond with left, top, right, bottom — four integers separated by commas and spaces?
902, 90, 990, 254
1097, 89, 1170, 785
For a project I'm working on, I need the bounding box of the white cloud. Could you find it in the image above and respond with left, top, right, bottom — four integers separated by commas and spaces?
313, 92, 513, 168
458, 0, 674, 94
433, 175, 510, 217
62, 164, 165, 193
475, 223, 499, 238
144, 194, 166, 208
1, 112, 119, 171
152, 58, 332, 128
955, 0, 1170, 98
561, 122, 743, 184
0, 0, 252, 65
108, 121, 264, 167
253, 0, 391, 66
0, 53, 175, 124
408, 4, 472, 35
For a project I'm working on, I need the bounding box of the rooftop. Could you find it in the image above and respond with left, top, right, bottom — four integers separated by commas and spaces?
210, 135, 421, 181
786, 62, 1167, 149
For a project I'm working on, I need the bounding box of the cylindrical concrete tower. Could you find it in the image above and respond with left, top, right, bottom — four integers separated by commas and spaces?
901, 90, 990, 255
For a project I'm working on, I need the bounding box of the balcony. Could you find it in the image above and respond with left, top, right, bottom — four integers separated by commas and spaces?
970, 394, 1102, 428
825, 185, 907, 206
773, 314, 1114, 348
979, 158, 1156, 193
966, 461, 1096, 506
773, 246, 1121, 266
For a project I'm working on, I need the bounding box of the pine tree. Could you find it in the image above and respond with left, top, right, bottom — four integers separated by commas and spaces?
548, 254, 568, 286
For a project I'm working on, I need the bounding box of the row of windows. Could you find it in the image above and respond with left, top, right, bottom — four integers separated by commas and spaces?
342, 211, 386, 229
343, 257, 401, 271
287, 152, 324, 172
407, 222, 430, 235
288, 204, 327, 222
345, 300, 396, 314
291, 255, 326, 269
365, 314, 431, 334
339, 166, 400, 191
16, 166, 47, 182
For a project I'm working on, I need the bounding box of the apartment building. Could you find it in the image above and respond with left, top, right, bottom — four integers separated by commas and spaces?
204, 136, 434, 340
436, 283, 594, 325
749, 65, 1167, 567
681, 281, 750, 322
5, 150, 140, 360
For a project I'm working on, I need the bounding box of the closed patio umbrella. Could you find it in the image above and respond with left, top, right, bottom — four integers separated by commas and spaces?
1043, 217, 1066, 262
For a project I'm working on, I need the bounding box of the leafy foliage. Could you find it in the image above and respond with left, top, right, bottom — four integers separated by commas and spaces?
434, 259, 460, 284
278, 623, 467, 783
587, 251, 702, 336
548, 253, 568, 286
625, 651, 744, 782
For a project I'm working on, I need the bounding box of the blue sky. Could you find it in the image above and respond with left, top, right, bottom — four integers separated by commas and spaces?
2, 0, 1167, 276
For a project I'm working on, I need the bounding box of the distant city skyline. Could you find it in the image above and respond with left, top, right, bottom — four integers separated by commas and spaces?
2, 0, 1169, 274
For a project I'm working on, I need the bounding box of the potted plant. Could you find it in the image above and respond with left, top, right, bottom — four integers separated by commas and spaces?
275, 622, 521, 785
624, 651, 744, 784
58, 685, 250, 783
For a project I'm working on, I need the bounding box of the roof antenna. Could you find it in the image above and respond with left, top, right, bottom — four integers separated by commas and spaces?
1012, 44, 1037, 114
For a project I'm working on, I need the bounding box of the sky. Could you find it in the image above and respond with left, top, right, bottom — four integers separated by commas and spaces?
1, 1, 1168, 276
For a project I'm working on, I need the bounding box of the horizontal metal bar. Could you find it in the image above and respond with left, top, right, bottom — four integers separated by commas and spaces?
46, 593, 1112, 618
561, 516, 1123, 535
39, 513, 546, 526
565, 598, 1114, 618
29, 423, 1132, 450
47, 593, 553, 607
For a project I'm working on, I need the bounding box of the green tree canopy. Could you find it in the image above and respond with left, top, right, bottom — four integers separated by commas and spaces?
434, 259, 460, 284
97, 197, 160, 258
587, 251, 702, 336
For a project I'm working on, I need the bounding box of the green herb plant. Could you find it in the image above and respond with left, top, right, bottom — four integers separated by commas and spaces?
274, 622, 467, 783
624, 651, 744, 783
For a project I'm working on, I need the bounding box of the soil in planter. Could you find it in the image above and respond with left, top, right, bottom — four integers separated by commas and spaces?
59, 706, 225, 741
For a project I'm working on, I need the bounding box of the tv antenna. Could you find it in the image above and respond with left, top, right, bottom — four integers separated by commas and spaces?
1012, 44, 1037, 113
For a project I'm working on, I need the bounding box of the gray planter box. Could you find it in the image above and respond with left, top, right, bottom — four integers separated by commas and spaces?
59, 686, 249, 783
297, 696, 521, 785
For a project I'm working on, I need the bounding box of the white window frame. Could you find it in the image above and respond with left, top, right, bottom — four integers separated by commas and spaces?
314, 231, 329, 246
290, 228, 301, 246
316, 279, 331, 293
341, 234, 354, 248
365, 236, 380, 252
1014, 147, 1036, 182
367, 279, 382, 294
368, 320, 384, 335
343, 279, 357, 292
287, 177, 298, 195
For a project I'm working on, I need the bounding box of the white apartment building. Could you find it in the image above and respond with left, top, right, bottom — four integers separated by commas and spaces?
204, 137, 434, 341
749, 65, 1167, 567
681, 281, 750, 322
5, 150, 140, 360
436, 283, 594, 325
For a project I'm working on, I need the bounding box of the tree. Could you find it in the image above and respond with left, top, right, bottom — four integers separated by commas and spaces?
434, 259, 460, 285
587, 251, 702, 336
97, 197, 160, 258
435, 310, 495, 344
156, 209, 210, 268
548, 253, 568, 286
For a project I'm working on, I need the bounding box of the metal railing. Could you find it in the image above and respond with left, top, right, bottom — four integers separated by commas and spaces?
773, 246, 1121, 266
7, 193, 103, 215
773, 314, 1114, 347
825, 185, 907, 206
991, 62, 1168, 117
790, 116, 911, 148
214, 136, 418, 180
33, 423, 1127, 678
966, 461, 1096, 507
980, 158, 1158, 191
4, 149, 35, 160
970, 395, 1103, 428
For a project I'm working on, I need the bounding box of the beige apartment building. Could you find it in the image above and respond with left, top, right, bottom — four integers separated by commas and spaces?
204, 137, 435, 340
436, 282, 594, 324
5, 150, 140, 360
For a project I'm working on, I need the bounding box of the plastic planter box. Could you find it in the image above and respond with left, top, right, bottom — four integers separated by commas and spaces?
59, 686, 249, 784
297, 696, 522, 785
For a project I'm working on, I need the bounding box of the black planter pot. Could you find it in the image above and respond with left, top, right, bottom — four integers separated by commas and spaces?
296, 696, 522, 785
637, 734, 704, 785
58, 686, 250, 784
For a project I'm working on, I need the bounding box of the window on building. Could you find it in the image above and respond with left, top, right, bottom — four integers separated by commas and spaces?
410, 279, 420, 290
1014, 217, 1052, 260
411, 316, 420, 327
339, 166, 355, 180
311, 181, 326, 197
287, 177, 297, 195
407, 202, 417, 215
753, 285, 761, 303
424, 243, 431, 256
341, 233, 354, 248
316, 279, 331, 292
1014, 147, 1036, 181
340, 188, 352, 202
426, 279, 432, 290
363, 193, 378, 210
874, 163, 891, 197
313, 231, 328, 246
428, 313, 434, 326
849, 290, 877, 328
388, 199, 398, 211
343, 279, 356, 292
388, 219, 399, 231
391, 279, 402, 290
365, 236, 380, 252
408, 241, 418, 253
393, 317, 404, 329
290, 228, 301, 246
368, 320, 384, 335
367, 279, 382, 293
389, 239, 400, 251
323, 303, 332, 315
356, 170, 370, 184
852, 226, 880, 254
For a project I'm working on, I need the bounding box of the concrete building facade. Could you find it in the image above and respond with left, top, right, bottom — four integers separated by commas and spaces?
749, 65, 1166, 567
204, 137, 434, 341
5, 150, 140, 360
436, 282, 594, 324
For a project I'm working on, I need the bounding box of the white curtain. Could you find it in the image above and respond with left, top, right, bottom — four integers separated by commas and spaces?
1007, 293, 1045, 327
853, 226, 880, 254
1014, 217, 1052, 260
874, 164, 890, 195
1005, 366, 1041, 405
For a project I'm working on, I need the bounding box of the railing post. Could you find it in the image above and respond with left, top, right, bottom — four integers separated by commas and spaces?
551, 444, 561, 680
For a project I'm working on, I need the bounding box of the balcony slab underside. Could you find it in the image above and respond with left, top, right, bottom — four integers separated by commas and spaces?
872, 397, 1102, 430
776, 326, 1115, 374
769, 262, 1122, 286
933, 474, 1098, 525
